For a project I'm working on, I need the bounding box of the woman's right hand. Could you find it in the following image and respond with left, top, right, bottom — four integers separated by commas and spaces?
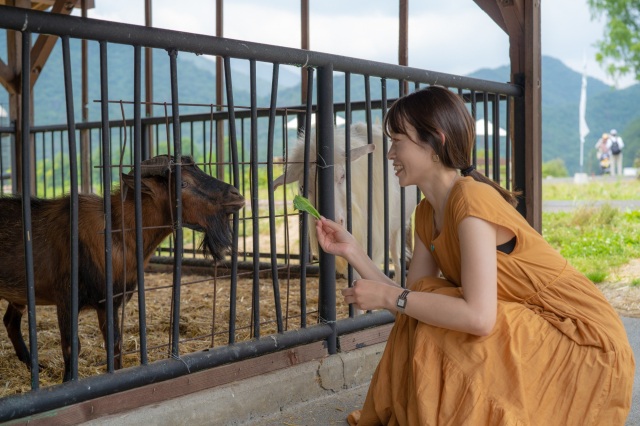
315, 216, 358, 259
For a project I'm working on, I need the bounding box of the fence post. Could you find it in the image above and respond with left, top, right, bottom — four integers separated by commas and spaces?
317, 64, 337, 354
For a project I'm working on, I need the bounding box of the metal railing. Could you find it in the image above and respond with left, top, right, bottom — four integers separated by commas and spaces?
0, 6, 522, 421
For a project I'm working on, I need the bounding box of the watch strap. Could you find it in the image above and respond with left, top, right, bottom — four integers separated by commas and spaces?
396, 289, 410, 313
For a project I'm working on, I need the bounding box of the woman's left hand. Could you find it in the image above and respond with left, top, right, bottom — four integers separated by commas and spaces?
341, 279, 398, 311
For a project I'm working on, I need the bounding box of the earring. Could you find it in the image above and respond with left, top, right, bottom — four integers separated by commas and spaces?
432, 154, 440, 162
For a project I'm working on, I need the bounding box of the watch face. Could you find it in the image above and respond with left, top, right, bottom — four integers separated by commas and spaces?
398, 299, 406, 308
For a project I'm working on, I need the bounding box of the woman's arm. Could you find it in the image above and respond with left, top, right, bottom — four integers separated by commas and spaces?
316, 217, 396, 286
343, 216, 498, 336
405, 230, 439, 289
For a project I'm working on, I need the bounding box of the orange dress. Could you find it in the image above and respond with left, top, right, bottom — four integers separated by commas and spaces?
348, 178, 635, 425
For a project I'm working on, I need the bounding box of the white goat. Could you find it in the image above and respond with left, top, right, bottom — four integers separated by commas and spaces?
274, 122, 416, 283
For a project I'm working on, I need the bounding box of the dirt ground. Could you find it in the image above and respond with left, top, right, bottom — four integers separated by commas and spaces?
597, 258, 640, 318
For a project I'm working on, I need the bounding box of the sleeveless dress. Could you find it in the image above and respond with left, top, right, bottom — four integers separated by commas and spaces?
348, 177, 635, 425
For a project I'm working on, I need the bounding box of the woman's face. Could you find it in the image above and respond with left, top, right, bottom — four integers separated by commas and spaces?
387, 121, 432, 187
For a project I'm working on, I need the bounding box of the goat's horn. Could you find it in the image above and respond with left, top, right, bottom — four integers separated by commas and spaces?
131, 156, 172, 177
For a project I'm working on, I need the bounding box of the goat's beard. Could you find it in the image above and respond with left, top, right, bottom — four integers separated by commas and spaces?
199, 213, 234, 262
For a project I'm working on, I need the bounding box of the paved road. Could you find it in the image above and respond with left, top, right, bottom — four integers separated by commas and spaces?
543, 199, 640, 212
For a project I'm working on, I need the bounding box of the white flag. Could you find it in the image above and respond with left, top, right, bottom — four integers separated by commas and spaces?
579, 70, 589, 143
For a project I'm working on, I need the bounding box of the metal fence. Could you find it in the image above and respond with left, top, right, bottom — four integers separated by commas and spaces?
0, 6, 522, 421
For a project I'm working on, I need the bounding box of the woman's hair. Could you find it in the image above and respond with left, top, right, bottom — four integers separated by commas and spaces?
383, 85, 520, 207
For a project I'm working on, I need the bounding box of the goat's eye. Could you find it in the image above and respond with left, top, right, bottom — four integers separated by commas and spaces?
181, 181, 189, 188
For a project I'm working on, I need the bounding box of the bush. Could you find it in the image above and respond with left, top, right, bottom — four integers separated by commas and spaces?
541, 158, 569, 178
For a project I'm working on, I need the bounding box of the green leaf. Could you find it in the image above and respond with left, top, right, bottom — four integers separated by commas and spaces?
293, 195, 321, 220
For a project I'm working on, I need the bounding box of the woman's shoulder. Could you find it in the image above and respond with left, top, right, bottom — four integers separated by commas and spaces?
450, 177, 516, 221
453, 177, 504, 205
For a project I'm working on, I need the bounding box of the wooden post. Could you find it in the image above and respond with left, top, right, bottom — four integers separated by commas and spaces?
145, 0, 154, 159
8, 0, 34, 195
81, 0, 91, 193
216, 0, 225, 179
399, 0, 409, 95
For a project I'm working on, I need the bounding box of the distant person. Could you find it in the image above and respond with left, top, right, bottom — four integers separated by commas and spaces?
595, 133, 611, 175
316, 87, 635, 425
608, 129, 625, 176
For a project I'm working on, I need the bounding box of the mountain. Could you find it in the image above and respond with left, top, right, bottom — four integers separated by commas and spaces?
468, 56, 639, 174
1, 30, 638, 175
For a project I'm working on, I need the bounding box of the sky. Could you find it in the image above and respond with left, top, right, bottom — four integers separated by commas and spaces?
78, 0, 636, 89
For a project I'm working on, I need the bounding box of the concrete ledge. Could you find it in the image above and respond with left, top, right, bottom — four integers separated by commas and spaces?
82, 342, 386, 426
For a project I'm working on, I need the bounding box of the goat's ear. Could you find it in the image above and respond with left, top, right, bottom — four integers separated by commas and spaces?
349, 144, 376, 162
273, 169, 302, 190
121, 173, 155, 195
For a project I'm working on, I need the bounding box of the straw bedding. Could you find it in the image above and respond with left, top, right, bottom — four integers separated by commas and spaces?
0, 270, 352, 397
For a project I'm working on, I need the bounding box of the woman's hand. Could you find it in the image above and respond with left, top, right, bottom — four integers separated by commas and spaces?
316, 216, 359, 259
341, 279, 399, 312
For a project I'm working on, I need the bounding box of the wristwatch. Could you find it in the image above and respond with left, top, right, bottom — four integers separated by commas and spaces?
396, 289, 410, 313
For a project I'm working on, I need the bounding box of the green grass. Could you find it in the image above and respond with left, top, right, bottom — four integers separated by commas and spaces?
542, 179, 640, 283
542, 178, 640, 201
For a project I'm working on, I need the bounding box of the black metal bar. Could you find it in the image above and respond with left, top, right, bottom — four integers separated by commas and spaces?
364, 76, 374, 261
0, 7, 521, 97
168, 48, 184, 358
61, 35, 80, 381
470, 89, 478, 166
344, 72, 355, 318
249, 59, 260, 338
299, 67, 314, 329
0, 324, 334, 422
223, 56, 240, 344
483, 92, 489, 175
493, 94, 500, 184
99, 40, 115, 374
506, 96, 512, 191
380, 78, 391, 279
266, 62, 284, 333
513, 74, 527, 217
21, 31, 39, 389
317, 65, 337, 355
133, 44, 149, 365
335, 310, 395, 335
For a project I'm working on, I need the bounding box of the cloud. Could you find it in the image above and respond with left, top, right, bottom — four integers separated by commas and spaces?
81, 0, 635, 87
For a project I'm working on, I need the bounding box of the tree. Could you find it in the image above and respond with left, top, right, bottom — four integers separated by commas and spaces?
588, 0, 640, 83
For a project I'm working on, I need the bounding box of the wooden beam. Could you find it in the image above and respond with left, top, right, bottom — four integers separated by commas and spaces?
473, 0, 508, 33
29, 0, 74, 89
0, 57, 18, 94
497, 0, 541, 231
520, 0, 542, 231
474, 1, 542, 231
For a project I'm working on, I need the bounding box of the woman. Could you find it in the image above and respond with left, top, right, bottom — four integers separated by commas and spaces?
316, 86, 634, 425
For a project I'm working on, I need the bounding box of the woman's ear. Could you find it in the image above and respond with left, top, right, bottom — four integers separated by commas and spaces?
438, 131, 446, 146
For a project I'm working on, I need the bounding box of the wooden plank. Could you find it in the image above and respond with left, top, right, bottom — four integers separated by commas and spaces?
339, 324, 393, 352
522, 0, 542, 231
17, 341, 327, 425
0, 57, 17, 94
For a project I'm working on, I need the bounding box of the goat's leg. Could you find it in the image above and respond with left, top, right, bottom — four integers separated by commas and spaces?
3, 302, 31, 369
56, 302, 80, 382
96, 305, 123, 371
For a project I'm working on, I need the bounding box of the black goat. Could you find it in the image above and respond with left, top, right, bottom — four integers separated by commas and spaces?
0, 155, 245, 381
